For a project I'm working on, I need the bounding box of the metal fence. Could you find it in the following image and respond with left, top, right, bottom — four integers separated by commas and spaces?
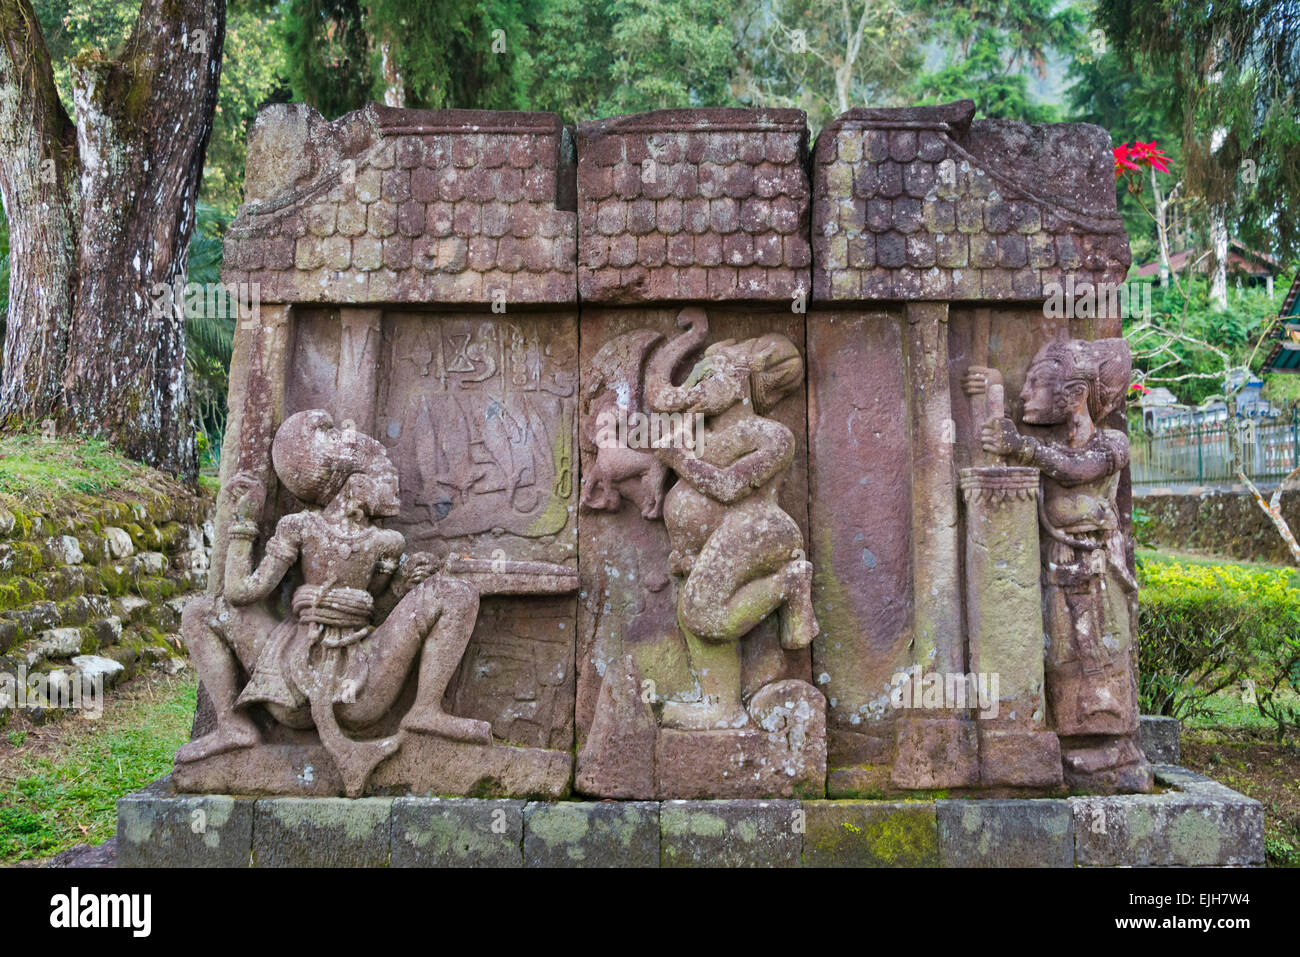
1132, 412, 1300, 491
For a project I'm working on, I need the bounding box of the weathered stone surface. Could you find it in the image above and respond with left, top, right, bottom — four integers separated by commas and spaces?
117, 782, 254, 868
524, 800, 659, 867
1071, 766, 1265, 867
813, 102, 1129, 301
253, 797, 393, 867
575, 654, 657, 798
806, 312, 912, 779
71, 654, 125, 693
803, 800, 939, 867
654, 685, 827, 799
174, 735, 573, 799
937, 798, 1074, 867
223, 104, 577, 305
660, 799, 802, 868
1139, 715, 1181, 765
391, 797, 523, 868
577, 110, 810, 303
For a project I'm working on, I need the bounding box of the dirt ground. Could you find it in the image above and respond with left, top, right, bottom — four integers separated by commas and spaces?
1181, 728, 1300, 867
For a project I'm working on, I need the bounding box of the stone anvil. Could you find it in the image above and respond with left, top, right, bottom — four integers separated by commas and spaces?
185, 99, 1151, 800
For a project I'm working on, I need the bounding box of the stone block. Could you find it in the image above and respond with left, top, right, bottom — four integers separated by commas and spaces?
1071, 766, 1265, 867
253, 797, 392, 867
391, 797, 523, 868
1139, 715, 1180, 765
937, 798, 1074, 867
803, 800, 939, 867
117, 782, 254, 867
524, 801, 659, 867
660, 799, 802, 868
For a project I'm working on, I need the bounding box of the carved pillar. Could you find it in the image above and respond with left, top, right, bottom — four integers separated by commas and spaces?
959, 466, 1063, 787
890, 301, 979, 789
210, 303, 292, 596
334, 307, 382, 435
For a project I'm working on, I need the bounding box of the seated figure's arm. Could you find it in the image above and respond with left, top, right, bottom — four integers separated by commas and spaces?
224, 513, 300, 606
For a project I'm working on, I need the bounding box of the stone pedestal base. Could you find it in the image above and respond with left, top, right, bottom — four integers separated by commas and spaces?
890, 716, 980, 789
577, 677, 827, 799
978, 728, 1063, 788
171, 732, 573, 799
117, 766, 1264, 867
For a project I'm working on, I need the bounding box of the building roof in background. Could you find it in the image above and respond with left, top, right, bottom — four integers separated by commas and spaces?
1134, 239, 1281, 280
1262, 272, 1300, 374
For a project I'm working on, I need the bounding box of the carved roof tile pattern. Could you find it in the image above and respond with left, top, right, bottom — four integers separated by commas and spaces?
812, 102, 1131, 302
221, 105, 578, 305
576, 109, 811, 303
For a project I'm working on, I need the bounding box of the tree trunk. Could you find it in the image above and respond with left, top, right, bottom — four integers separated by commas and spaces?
1209, 202, 1228, 311
0, 0, 225, 481
0, 0, 79, 422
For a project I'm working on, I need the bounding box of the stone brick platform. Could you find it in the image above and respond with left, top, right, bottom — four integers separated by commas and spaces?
117, 765, 1263, 867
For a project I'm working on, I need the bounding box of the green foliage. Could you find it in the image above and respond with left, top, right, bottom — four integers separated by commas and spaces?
0, 432, 158, 498
912, 0, 1086, 121
185, 204, 235, 466
1126, 274, 1294, 407
1096, 0, 1300, 261
1138, 560, 1300, 739
732, 0, 921, 132
530, 0, 740, 122
276, 0, 376, 117
370, 0, 541, 111
203, 5, 292, 213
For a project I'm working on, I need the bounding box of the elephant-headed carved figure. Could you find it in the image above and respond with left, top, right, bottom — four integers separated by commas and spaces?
977, 337, 1153, 793
619, 308, 820, 731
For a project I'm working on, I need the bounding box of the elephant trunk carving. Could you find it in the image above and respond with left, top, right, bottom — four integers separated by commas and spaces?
645, 307, 709, 413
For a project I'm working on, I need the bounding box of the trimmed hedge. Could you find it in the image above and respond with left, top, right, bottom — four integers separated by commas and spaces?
1138, 560, 1300, 737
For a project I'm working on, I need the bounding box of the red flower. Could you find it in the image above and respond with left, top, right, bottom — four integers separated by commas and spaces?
1114, 140, 1171, 177
1131, 141, 1171, 173
1113, 143, 1140, 177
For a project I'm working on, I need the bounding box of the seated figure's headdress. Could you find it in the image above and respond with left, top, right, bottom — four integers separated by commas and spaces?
272, 410, 394, 506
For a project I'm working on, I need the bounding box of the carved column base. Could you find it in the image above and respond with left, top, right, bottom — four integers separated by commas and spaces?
652, 680, 827, 799
1061, 735, 1154, 794
890, 715, 980, 789
978, 727, 1063, 788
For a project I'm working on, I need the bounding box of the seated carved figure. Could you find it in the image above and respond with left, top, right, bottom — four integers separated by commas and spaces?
979, 338, 1153, 793
645, 309, 819, 730
179, 410, 491, 796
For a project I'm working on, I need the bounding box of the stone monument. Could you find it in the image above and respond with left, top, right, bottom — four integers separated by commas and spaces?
176, 99, 1157, 804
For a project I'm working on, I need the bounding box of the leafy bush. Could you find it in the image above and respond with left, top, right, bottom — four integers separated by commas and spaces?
1137, 560, 1300, 733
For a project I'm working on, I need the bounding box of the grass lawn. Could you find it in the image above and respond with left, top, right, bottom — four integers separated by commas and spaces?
0, 671, 196, 865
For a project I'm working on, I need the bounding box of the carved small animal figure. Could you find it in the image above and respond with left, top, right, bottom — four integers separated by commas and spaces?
579, 328, 669, 519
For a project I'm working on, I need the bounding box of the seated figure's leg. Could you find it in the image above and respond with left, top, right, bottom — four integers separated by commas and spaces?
176, 596, 265, 762
336, 575, 489, 743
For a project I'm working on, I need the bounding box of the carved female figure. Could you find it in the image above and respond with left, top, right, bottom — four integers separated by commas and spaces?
980, 338, 1152, 792
644, 309, 818, 730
